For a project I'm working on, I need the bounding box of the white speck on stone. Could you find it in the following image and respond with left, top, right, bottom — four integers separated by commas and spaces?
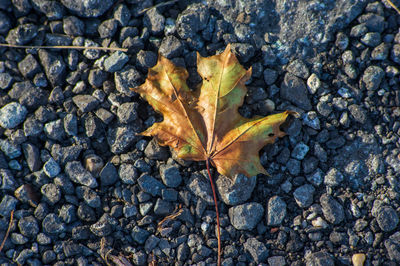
307, 73, 321, 94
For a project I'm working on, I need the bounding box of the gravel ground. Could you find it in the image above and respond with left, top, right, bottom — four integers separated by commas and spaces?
0, 0, 400, 265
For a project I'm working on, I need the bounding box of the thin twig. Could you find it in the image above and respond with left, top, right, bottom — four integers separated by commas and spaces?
0, 43, 128, 52
206, 159, 221, 266
0, 210, 14, 253
384, 0, 400, 14
138, 0, 179, 15
157, 205, 183, 233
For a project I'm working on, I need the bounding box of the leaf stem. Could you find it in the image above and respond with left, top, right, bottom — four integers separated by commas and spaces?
206, 158, 221, 266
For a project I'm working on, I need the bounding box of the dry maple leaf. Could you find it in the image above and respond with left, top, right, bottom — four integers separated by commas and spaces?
133, 44, 295, 178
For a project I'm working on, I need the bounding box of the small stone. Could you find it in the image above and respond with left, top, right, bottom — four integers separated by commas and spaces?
263, 68, 278, 85
160, 164, 182, 188
44, 119, 65, 141
64, 113, 77, 136
107, 125, 139, 154
362, 66, 384, 91
335, 32, 349, 50
228, 202, 264, 230
0, 102, 27, 129
83, 39, 101, 59
357, 13, 385, 33
18, 54, 41, 79
230, 43, 255, 63
104, 51, 129, 72
72, 95, 99, 112
244, 237, 268, 263
350, 23, 368, 37
138, 175, 165, 197
303, 111, 321, 130
118, 163, 138, 185
293, 184, 315, 208
371, 42, 390, 60
324, 168, 344, 187
90, 214, 113, 237
320, 194, 344, 225
216, 174, 256, 206
267, 196, 287, 226
0, 195, 18, 217
61, 0, 115, 18
42, 213, 65, 234
349, 104, 368, 124
63, 16, 85, 36
88, 69, 107, 88
114, 66, 142, 96
144, 8, 165, 35
0, 139, 21, 159
286, 59, 309, 79
176, 3, 209, 39
98, 19, 118, 38
385, 232, 400, 262
307, 73, 321, 94
41, 183, 61, 204
291, 142, 309, 160
38, 49, 66, 86
144, 139, 169, 161
43, 158, 61, 178
117, 102, 138, 124
154, 199, 174, 215
99, 162, 119, 186
352, 253, 366, 266
22, 143, 41, 172
123, 205, 137, 218
360, 32, 381, 47
131, 226, 150, 244
159, 35, 183, 58
306, 252, 334, 266
287, 158, 301, 176
113, 4, 130, 27
84, 154, 104, 176
5, 24, 38, 45
187, 173, 213, 205
18, 216, 39, 238
65, 161, 98, 188
280, 73, 311, 110
376, 206, 399, 232
268, 256, 286, 266
0, 72, 13, 89
59, 204, 76, 223
136, 50, 157, 72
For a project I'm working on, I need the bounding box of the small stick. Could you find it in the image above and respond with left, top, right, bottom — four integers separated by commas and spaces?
384, 0, 400, 14
0, 210, 14, 253
206, 159, 221, 266
0, 43, 128, 52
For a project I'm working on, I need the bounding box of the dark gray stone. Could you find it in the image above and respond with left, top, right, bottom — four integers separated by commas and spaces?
107, 125, 139, 154
0, 72, 13, 89
114, 66, 142, 96
117, 102, 138, 124
292, 142, 309, 160
280, 73, 311, 110
385, 232, 400, 262
320, 194, 344, 225
118, 163, 138, 185
18, 54, 41, 79
138, 174, 165, 197
362, 66, 384, 90
360, 32, 381, 47
63, 16, 85, 36
44, 119, 66, 140
376, 206, 399, 232
104, 51, 129, 72
267, 196, 287, 226
287, 158, 301, 176
99, 162, 119, 186
90, 214, 114, 237
42, 213, 66, 234
98, 19, 118, 38
244, 237, 268, 263
176, 3, 209, 39
18, 216, 39, 238
41, 183, 61, 204
306, 252, 334, 266
22, 143, 41, 172
144, 139, 169, 161
131, 226, 150, 244
159, 35, 183, 59
65, 161, 98, 188
113, 4, 130, 27
293, 184, 315, 208
324, 168, 344, 187
0, 139, 21, 159
0, 11, 11, 34
144, 8, 165, 35
154, 199, 173, 215
263, 68, 278, 85
31, 0, 65, 20
0, 195, 18, 217
0, 102, 27, 129
72, 95, 99, 112
61, 0, 115, 17
287, 59, 309, 79
228, 202, 264, 230
136, 50, 157, 71
23, 116, 43, 137
348, 104, 368, 124
357, 13, 384, 33
187, 173, 213, 205
160, 163, 182, 188
230, 43, 255, 63
5, 24, 38, 45
38, 49, 66, 86
216, 174, 256, 206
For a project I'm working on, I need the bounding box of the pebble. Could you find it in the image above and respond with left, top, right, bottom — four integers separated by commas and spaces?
0, 102, 27, 129
99, 162, 119, 186
5, 24, 38, 45
107, 125, 139, 154
361, 32, 381, 47
307, 73, 321, 94
263, 68, 278, 85
286, 59, 310, 79
176, 3, 209, 39
65, 161, 98, 188
154, 199, 174, 215
0, 72, 13, 89
324, 168, 344, 187
114, 66, 142, 96
160, 163, 182, 188
44, 119, 65, 141
385, 232, 400, 262
0, 139, 21, 159
90, 214, 113, 237
280, 73, 312, 110
228, 202, 264, 230
118, 163, 138, 185
187, 173, 214, 205
104, 51, 129, 72
267, 196, 287, 226
291, 142, 309, 160
18, 216, 39, 238
117, 102, 138, 124
293, 184, 315, 208
42, 213, 66, 234
159, 35, 184, 58
84, 154, 104, 176
376, 206, 399, 232
138, 174, 165, 197
306, 251, 334, 266
61, 0, 115, 17
362, 66, 384, 90
144, 8, 165, 35
216, 174, 256, 205
98, 19, 118, 38
320, 194, 344, 224
0, 195, 18, 217
18, 54, 41, 79
72, 95, 99, 113
131, 226, 150, 244
352, 253, 366, 266
244, 238, 268, 263
38, 49, 66, 86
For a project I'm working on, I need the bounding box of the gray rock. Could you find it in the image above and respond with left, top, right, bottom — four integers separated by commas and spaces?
104, 51, 129, 72
230, 43, 255, 63
42, 213, 66, 234
216, 174, 256, 206
90, 214, 114, 237
358, 13, 384, 33
5, 24, 38, 45
18, 216, 39, 238
65, 161, 98, 188
293, 184, 315, 208
136, 50, 157, 72
371, 42, 390, 60
360, 32, 381, 47
287, 59, 309, 79
263, 68, 278, 85
131, 226, 150, 244
0, 72, 13, 89
83, 39, 101, 59
160, 164, 182, 188
145, 235, 160, 253
38, 49, 66, 86
267, 196, 287, 226
107, 125, 139, 154
14, 249, 34, 265
228, 202, 264, 230
114, 66, 142, 96
31, 0, 65, 20
144, 139, 169, 161
287, 158, 301, 176
291, 142, 309, 160
22, 143, 41, 172
348, 104, 368, 124
154, 199, 174, 215
43, 158, 61, 178
113, 4, 130, 27
306, 252, 334, 266
23, 115, 43, 137
385, 232, 400, 262
59, 204, 76, 223
117, 102, 138, 124
243, 237, 268, 263
118, 163, 138, 185
320, 194, 344, 224
0, 102, 27, 129
44, 119, 66, 141
138, 174, 165, 197
280, 73, 311, 110
376, 206, 399, 232
144, 8, 165, 35
159, 35, 183, 58
0, 11, 11, 33
362, 66, 384, 90
99, 162, 119, 186
0, 195, 18, 217
63, 16, 85, 36
391, 44, 400, 64
324, 168, 344, 187
187, 173, 214, 205
64, 113, 78, 136
176, 3, 209, 39
72, 95, 99, 113
123, 205, 137, 218
268, 256, 286, 266
61, 0, 115, 17
41, 183, 61, 204
98, 18, 118, 38
18, 54, 41, 79
0, 139, 21, 159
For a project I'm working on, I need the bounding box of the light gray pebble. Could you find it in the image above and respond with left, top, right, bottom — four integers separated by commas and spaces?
216, 174, 256, 206
293, 184, 315, 208
228, 202, 264, 230
0, 102, 27, 129
267, 196, 287, 226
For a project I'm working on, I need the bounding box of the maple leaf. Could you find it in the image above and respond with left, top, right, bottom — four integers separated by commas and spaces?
134, 44, 295, 178
134, 44, 296, 266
